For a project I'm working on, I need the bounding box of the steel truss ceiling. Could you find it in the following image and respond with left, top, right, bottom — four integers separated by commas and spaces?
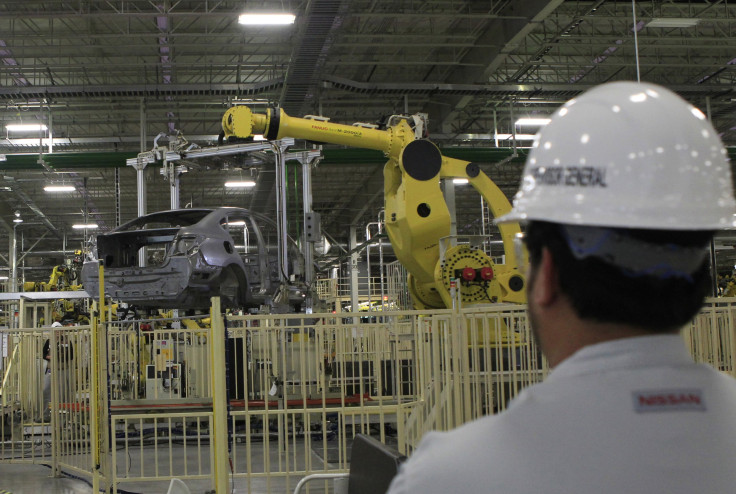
2, 0, 736, 277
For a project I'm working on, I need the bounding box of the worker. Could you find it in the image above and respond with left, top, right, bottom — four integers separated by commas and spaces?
40, 321, 63, 422
386, 81, 736, 493
40, 321, 75, 422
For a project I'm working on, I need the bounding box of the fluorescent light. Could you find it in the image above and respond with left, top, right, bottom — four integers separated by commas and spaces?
495, 133, 538, 141
225, 181, 256, 188
12, 218, 22, 223
227, 221, 246, 226
647, 18, 700, 28
6, 123, 48, 132
453, 178, 469, 185
72, 223, 98, 229
238, 13, 295, 25
44, 185, 76, 192
515, 118, 551, 126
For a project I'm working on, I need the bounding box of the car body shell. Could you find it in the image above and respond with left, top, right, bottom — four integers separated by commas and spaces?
81, 207, 304, 309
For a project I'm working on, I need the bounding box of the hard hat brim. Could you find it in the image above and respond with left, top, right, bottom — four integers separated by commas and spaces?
494, 210, 526, 225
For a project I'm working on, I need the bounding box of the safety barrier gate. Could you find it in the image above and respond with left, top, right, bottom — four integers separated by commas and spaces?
0, 297, 734, 493
685, 297, 736, 377
0, 324, 93, 480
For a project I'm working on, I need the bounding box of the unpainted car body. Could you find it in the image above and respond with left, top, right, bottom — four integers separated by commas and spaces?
81, 207, 304, 309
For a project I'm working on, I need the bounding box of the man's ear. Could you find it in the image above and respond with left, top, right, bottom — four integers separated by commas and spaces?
531, 248, 559, 307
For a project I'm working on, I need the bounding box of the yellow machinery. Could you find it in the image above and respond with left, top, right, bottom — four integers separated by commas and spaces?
221, 106, 526, 309
23, 264, 82, 292
23, 251, 85, 292
21, 253, 89, 324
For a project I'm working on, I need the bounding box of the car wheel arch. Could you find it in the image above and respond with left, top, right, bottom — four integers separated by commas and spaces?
222, 264, 249, 306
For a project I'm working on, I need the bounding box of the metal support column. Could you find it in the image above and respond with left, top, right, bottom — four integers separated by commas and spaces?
366, 224, 373, 306
8, 227, 18, 328
9, 225, 17, 294
135, 98, 148, 267
170, 168, 181, 210
377, 211, 386, 309
274, 143, 289, 283
292, 150, 322, 311
302, 160, 315, 282
349, 226, 360, 323
91, 261, 110, 493
47, 102, 53, 154
140, 98, 147, 153
301, 157, 315, 312
114, 168, 121, 227
130, 160, 148, 267
162, 158, 185, 211
210, 297, 229, 494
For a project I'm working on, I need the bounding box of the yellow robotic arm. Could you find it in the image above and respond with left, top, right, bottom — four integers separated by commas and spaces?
221, 106, 526, 309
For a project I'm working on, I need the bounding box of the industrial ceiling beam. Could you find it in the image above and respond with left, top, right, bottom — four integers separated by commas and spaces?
279, 0, 348, 116
422, 0, 564, 134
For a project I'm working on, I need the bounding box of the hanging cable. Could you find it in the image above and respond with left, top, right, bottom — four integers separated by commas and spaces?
631, 0, 641, 82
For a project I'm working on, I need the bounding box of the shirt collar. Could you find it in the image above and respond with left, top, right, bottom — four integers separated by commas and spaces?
548, 334, 693, 381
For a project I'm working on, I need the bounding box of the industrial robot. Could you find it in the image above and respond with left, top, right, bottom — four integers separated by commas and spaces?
220, 106, 526, 310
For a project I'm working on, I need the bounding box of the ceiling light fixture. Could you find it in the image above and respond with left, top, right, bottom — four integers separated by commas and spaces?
72, 223, 98, 229
515, 118, 551, 126
646, 18, 700, 28
494, 133, 537, 141
238, 13, 296, 25
12, 218, 22, 223
44, 185, 76, 192
6, 123, 48, 132
225, 180, 256, 188
452, 178, 469, 185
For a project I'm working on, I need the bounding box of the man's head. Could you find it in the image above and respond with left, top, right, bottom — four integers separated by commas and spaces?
524, 221, 713, 332
497, 81, 736, 359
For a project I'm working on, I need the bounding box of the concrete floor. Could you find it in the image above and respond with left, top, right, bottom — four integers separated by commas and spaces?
0, 463, 341, 493
0, 439, 342, 494
0, 463, 92, 493
0, 416, 370, 493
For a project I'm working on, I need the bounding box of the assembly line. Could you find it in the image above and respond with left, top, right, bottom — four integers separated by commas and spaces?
3, 2, 736, 494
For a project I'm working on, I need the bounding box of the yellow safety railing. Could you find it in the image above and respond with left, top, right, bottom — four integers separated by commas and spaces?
1, 297, 735, 493
684, 297, 736, 377
110, 412, 215, 493
0, 324, 92, 474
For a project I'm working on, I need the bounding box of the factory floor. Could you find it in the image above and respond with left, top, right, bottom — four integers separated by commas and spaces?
0, 462, 336, 493
0, 438, 341, 494
0, 412, 358, 494
0, 463, 92, 493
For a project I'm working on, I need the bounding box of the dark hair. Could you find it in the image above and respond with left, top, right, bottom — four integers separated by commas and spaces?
524, 221, 713, 332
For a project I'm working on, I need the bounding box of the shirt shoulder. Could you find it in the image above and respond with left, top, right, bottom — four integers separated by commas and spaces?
386, 416, 507, 494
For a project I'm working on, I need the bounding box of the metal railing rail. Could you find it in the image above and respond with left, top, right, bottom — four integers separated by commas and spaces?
0, 297, 734, 493
110, 411, 215, 492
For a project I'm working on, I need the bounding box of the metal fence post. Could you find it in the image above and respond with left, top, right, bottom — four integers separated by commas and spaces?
210, 297, 229, 492
50, 327, 60, 477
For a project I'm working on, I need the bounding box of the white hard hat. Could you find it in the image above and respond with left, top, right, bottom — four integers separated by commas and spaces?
497, 81, 736, 230
51, 321, 63, 327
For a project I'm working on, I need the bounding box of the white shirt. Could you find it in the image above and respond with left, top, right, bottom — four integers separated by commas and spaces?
387, 335, 736, 494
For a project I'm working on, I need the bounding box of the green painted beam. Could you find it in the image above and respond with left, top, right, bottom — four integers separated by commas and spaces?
1, 152, 137, 170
